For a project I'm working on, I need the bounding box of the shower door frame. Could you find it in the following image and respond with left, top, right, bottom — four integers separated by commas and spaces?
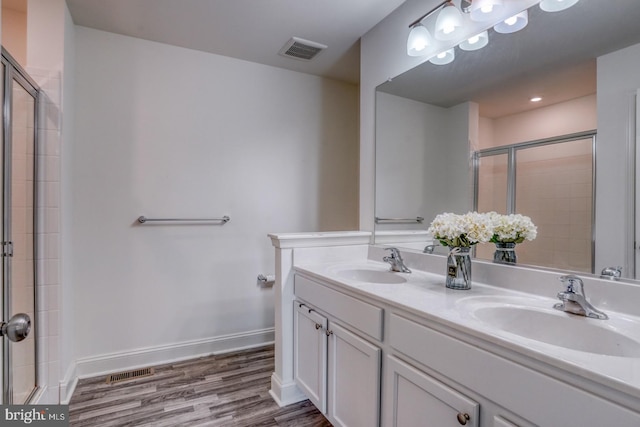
1, 47, 41, 404
472, 130, 597, 273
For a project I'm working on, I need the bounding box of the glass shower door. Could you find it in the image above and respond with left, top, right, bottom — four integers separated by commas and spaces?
1, 49, 38, 405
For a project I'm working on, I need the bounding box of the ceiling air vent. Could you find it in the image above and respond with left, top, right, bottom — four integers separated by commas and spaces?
279, 37, 327, 61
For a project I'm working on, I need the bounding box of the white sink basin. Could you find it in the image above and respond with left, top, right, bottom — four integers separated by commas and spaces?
336, 268, 407, 284
460, 296, 640, 357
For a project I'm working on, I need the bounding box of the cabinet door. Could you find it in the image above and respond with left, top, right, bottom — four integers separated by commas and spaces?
294, 302, 328, 412
384, 355, 480, 427
328, 322, 381, 427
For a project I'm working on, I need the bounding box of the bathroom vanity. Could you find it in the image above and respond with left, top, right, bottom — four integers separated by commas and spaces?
268, 232, 640, 427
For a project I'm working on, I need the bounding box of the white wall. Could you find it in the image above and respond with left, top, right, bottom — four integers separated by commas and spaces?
376, 93, 472, 230
70, 27, 358, 371
596, 43, 640, 277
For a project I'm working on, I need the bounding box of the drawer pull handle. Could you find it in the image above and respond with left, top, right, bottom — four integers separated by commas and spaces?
325, 330, 333, 336
315, 323, 322, 330
457, 413, 470, 425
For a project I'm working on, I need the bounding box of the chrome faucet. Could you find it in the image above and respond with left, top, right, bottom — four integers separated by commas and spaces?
423, 244, 438, 254
553, 275, 608, 320
600, 266, 622, 281
383, 247, 411, 273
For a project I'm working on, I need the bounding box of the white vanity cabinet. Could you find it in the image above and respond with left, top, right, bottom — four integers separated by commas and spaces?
387, 312, 640, 427
294, 274, 383, 427
291, 268, 640, 427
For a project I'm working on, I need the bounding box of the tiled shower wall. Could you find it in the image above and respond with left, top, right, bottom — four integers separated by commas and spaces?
28, 66, 61, 404
475, 140, 593, 273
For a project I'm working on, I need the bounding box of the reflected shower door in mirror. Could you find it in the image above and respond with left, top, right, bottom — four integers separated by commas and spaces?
474, 134, 595, 272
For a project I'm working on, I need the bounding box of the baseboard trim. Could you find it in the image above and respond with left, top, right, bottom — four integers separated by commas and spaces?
74, 328, 275, 380
59, 362, 79, 404
269, 372, 306, 407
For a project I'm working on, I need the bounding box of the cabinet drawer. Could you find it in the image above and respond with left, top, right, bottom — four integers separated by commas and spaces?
295, 274, 383, 341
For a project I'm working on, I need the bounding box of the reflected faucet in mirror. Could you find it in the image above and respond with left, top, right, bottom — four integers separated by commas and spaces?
600, 266, 622, 281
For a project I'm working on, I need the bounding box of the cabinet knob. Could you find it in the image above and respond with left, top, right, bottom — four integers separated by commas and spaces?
325, 330, 333, 336
456, 413, 470, 425
315, 323, 322, 330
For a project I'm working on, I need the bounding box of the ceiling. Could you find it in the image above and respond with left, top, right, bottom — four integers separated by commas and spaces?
378, 0, 640, 118
64, 0, 407, 84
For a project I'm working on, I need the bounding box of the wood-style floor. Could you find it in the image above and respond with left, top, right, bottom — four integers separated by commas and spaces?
69, 345, 332, 427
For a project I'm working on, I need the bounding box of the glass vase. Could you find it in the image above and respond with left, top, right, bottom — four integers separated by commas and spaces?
493, 242, 517, 264
446, 247, 472, 290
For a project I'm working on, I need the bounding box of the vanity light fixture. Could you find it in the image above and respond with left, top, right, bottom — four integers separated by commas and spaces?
469, 0, 504, 22
434, 1, 465, 40
429, 48, 456, 65
540, 0, 580, 12
406, 0, 580, 62
494, 10, 528, 34
459, 30, 489, 51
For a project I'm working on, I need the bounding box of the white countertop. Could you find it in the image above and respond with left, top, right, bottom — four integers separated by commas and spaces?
294, 259, 640, 402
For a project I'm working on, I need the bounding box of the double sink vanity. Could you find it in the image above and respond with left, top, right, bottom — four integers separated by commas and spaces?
268, 232, 640, 427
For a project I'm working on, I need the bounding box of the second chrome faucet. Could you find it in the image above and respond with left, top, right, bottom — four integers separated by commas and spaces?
383, 247, 411, 273
553, 275, 608, 320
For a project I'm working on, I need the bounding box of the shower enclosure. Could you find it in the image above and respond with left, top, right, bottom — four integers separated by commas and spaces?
474, 131, 596, 273
0, 48, 39, 404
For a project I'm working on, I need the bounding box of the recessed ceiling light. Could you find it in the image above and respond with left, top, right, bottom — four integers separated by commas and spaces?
530, 96, 542, 102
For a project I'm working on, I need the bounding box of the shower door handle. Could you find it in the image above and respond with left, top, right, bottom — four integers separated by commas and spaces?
0, 313, 31, 342
2, 241, 13, 257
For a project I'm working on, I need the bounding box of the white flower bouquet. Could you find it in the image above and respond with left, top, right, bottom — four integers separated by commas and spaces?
487, 212, 537, 244
427, 212, 493, 248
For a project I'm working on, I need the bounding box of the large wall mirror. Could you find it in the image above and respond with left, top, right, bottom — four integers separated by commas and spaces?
374, 1, 640, 281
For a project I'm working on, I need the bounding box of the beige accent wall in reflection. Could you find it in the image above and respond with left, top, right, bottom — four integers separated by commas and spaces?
477, 95, 596, 272
2, 1, 27, 67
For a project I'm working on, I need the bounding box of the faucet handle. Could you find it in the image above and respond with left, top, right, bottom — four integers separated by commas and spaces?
385, 247, 400, 256
600, 266, 622, 280
558, 275, 584, 294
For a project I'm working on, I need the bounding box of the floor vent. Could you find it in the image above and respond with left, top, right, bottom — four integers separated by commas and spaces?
279, 37, 327, 61
106, 367, 155, 384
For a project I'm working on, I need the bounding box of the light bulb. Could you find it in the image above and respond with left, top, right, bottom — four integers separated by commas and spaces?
494, 10, 528, 34
540, 0, 579, 12
407, 25, 433, 56
429, 48, 455, 65
435, 3, 463, 40
505, 16, 518, 26
459, 31, 489, 51
470, 0, 504, 22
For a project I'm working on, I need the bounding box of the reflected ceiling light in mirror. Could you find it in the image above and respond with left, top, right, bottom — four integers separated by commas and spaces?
429, 48, 455, 65
435, 2, 464, 40
459, 31, 489, 51
494, 10, 528, 34
530, 96, 542, 102
469, 0, 504, 22
540, 0, 580, 12
407, 24, 434, 56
